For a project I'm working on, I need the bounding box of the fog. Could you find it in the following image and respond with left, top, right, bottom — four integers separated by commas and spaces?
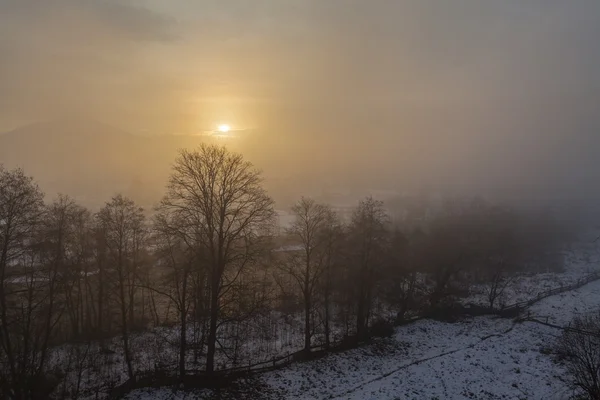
1, 0, 600, 211
4, 3, 600, 397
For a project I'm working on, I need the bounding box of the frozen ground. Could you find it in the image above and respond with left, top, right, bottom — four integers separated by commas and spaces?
466, 238, 600, 308
126, 273, 600, 400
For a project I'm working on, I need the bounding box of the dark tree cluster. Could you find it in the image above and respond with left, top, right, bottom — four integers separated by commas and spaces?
0, 145, 569, 399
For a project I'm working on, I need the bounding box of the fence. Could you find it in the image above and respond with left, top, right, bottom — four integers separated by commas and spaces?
518, 316, 600, 339
497, 271, 600, 317
108, 341, 339, 399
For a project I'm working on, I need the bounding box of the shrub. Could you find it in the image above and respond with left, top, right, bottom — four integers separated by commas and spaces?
369, 319, 394, 338
556, 313, 600, 400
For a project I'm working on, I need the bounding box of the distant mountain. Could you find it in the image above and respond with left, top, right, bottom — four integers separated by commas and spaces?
0, 119, 208, 208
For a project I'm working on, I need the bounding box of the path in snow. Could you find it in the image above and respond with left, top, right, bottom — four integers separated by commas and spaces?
329, 324, 516, 399
257, 278, 600, 400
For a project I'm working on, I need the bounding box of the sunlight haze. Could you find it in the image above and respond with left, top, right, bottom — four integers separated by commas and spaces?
2, 2, 600, 399
1, 0, 599, 207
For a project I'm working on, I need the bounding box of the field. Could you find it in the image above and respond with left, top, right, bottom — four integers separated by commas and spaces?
124, 239, 600, 400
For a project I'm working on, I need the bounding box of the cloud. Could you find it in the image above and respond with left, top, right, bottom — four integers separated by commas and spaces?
0, 0, 178, 128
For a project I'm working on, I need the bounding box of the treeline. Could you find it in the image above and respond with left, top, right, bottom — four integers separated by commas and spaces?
0, 144, 569, 399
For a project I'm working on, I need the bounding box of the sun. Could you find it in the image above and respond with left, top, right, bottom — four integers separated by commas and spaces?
217, 124, 231, 133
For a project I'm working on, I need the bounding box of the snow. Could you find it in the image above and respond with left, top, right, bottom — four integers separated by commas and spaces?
529, 275, 600, 326
125, 274, 600, 400
58, 235, 599, 399
465, 241, 600, 308
7, 275, 49, 284
255, 317, 566, 400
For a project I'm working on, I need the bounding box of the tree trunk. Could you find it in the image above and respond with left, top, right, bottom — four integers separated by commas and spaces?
304, 290, 311, 352
120, 296, 134, 379
118, 259, 134, 380
97, 266, 104, 336
179, 307, 187, 378
77, 277, 84, 337
303, 251, 311, 353
128, 284, 135, 328
150, 290, 160, 326
324, 287, 330, 350
179, 274, 188, 379
356, 268, 368, 340
206, 274, 219, 373
356, 297, 366, 340
0, 241, 19, 392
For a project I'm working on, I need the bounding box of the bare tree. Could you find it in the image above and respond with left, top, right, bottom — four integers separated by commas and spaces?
420, 205, 482, 308
382, 229, 417, 322
319, 208, 344, 349
71, 205, 95, 337
35, 195, 88, 370
54, 200, 95, 339
282, 197, 330, 352
557, 313, 600, 399
347, 197, 389, 340
151, 208, 197, 378
0, 166, 45, 399
96, 194, 146, 380
160, 144, 275, 373
474, 207, 521, 309
90, 217, 107, 337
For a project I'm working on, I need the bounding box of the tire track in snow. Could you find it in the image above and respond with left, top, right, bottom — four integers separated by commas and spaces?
329, 324, 515, 399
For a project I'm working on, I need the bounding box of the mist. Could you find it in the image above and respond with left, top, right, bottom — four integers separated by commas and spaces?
1, 0, 600, 209
4, 2, 600, 399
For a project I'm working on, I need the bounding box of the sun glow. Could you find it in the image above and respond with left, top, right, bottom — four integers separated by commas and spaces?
217, 124, 230, 133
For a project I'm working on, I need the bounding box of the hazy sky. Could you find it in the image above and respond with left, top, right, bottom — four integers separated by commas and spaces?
1, 0, 600, 198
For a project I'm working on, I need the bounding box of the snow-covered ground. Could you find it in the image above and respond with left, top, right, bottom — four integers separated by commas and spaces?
54, 234, 598, 399
466, 239, 600, 308
126, 273, 600, 400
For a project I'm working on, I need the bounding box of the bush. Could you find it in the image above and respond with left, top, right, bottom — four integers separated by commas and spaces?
369, 319, 394, 338
556, 313, 600, 400
426, 303, 466, 323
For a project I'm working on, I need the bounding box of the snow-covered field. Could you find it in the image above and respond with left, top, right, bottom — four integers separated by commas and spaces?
53, 233, 597, 399
126, 269, 600, 400
466, 239, 600, 308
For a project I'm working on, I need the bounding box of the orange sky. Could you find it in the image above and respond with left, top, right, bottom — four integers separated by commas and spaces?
1, 0, 600, 201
